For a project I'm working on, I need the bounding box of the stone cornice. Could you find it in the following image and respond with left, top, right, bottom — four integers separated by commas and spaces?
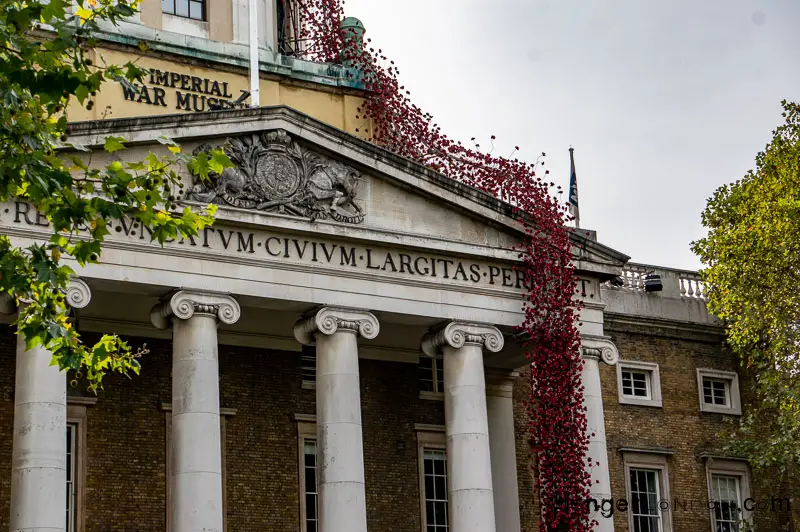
150, 289, 241, 329
580, 334, 619, 366
293, 306, 380, 345
421, 321, 504, 358
603, 312, 725, 343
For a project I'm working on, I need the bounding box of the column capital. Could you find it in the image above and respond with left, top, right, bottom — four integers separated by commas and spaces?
150, 289, 241, 330
293, 306, 379, 345
580, 335, 619, 366
421, 321, 504, 358
66, 278, 92, 309
0, 277, 91, 315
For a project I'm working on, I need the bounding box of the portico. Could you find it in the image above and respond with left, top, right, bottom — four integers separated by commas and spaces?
0, 107, 629, 532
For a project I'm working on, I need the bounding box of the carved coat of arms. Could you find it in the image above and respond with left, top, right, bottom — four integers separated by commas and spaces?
186, 129, 365, 224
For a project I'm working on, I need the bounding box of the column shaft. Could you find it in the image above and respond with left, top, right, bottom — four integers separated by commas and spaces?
316, 331, 368, 532
10, 336, 66, 532
582, 354, 614, 532
171, 315, 224, 532
486, 378, 521, 532
444, 344, 496, 532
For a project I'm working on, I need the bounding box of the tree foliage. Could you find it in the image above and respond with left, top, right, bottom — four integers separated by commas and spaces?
692, 100, 800, 477
0, 0, 230, 390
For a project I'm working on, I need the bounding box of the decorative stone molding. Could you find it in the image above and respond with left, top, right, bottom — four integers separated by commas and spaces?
186, 129, 365, 224
421, 321, 504, 358
580, 335, 620, 366
150, 289, 241, 329
293, 306, 380, 345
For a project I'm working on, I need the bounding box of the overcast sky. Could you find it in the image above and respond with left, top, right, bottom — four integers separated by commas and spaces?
342, 0, 800, 270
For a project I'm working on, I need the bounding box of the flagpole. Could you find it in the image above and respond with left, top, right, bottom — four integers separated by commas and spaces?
248, 0, 260, 107
569, 147, 580, 229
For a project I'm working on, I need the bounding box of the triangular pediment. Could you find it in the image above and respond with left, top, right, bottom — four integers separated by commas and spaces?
69, 106, 628, 275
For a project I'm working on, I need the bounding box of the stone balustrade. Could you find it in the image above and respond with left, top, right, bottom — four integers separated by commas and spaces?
601, 263, 718, 327
607, 263, 707, 301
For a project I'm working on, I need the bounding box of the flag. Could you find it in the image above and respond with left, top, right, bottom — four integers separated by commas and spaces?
568, 147, 580, 228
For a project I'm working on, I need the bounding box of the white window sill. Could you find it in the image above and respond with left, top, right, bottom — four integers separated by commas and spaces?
699, 403, 741, 416
619, 396, 663, 408
419, 391, 444, 401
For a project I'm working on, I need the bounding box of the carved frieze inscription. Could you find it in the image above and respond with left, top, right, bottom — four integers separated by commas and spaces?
187, 129, 365, 224
3, 201, 525, 292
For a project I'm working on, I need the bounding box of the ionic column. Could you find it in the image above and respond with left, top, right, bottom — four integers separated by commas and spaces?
294, 307, 379, 532
422, 322, 504, 532
485, 370, 521, 532
151, 290, 241, 532
580, 336, 619, 532
6, 279, 91, 532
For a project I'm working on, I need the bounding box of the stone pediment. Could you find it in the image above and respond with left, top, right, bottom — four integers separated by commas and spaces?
67, 106, 629, 277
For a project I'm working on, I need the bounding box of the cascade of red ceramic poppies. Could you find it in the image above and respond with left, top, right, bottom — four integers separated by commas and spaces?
294, 2, 594, 529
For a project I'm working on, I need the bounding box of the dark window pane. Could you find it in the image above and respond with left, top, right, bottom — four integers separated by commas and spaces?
433, 458, 444, 476
425, 501, 435, 525
306, 494, 316, 519
424, 458, 433, 475
434, 501, 447, 525
425, 475, 434, 498
434, 475, 446, 500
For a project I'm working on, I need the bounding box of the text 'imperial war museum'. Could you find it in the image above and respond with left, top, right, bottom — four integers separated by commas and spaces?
0, 1, 794, 532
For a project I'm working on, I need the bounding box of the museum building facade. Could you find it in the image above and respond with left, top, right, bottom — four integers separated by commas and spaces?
0, 3, 794, 532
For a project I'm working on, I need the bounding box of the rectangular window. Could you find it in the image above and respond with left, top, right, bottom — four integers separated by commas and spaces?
66, 423, 77, 532
617, 361, 662, 407
621, 370, 650, 398
423, 450, 448, 531
703, 378, 729, 406
303, 441, 318, 532
629, 468, 662, 532
162, 0, 205, 20
301, 348, 316, 389
697, 369, 741, 415
419, 356, 444, 396
711, 474, 741, 532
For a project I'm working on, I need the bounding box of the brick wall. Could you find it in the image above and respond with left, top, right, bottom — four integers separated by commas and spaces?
0, 327, 447, 532
0, 322, 790, 531
602, 320, 791, 532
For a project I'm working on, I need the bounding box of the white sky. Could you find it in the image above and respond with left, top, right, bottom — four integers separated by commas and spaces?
341, 0, 800, 270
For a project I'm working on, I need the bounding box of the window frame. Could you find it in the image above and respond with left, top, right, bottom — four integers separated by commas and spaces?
161, 0, 206, 21
415, 424, 448, 532
66, 397, 94, 532
696, 369, 741, 415
419, 355, 445, 401
617, 360, 663, 407
705, 459, 752, 532
163, 403, 236, 532
296, 416, 318, 532
622, 451, 673, 532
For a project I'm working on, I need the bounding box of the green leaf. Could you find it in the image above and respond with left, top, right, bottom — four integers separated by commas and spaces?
104, 136, 127, 154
